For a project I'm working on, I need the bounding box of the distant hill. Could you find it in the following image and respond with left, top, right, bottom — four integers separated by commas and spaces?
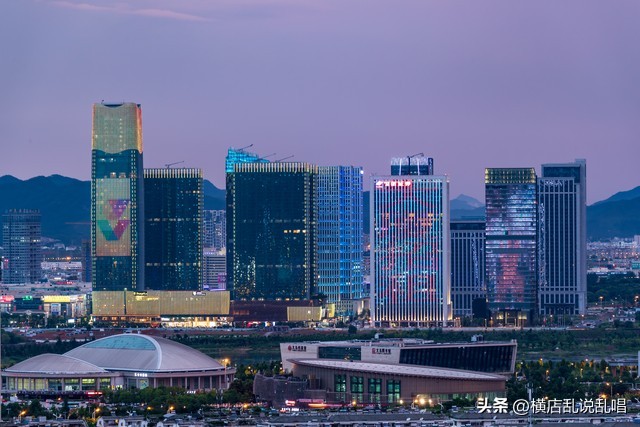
592, 186, 640, 206
451, 194, 485, 220
0, 175, 225, 245
587, 189, 640, 240
0, 175, 637, 243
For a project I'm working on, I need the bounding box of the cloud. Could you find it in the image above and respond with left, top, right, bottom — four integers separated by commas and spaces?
51, 1, 210, 22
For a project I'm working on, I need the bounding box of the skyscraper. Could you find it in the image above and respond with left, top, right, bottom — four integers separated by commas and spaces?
144, 168, 203, 291
227, 162, 318, 300
485, 168, 537, 325
318, 166, 364, 316
203, 210, 226, 251
371, 160, 450, 327
2, 209, 42, 284
91, 102, 144, 291
450, 221, 486, 319
538, 160, 587, 317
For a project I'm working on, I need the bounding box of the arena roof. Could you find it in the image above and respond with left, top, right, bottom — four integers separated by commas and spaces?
292, 359, 506, 381
63, 334, 224, 373
6, 354, 108, 375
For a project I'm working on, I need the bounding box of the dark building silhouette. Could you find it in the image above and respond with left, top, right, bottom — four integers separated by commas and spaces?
227, 161, 318, 300
144, 168, 203, 291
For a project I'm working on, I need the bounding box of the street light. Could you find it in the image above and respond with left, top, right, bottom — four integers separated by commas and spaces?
605, 382, 613, 397
221, 358, 230, 390
93, 407, 101, 420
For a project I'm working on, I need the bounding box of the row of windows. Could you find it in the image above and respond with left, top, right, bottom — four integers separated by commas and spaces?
335, 375, 401, 402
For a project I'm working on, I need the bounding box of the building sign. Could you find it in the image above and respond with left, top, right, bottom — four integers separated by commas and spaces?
375, 180, 413, 189
372, 348, 392, 355
288, 345, 307, 352
134, 372, 148, 377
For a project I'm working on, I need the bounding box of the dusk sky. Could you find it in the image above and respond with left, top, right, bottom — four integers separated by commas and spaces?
2, 0, 639, 204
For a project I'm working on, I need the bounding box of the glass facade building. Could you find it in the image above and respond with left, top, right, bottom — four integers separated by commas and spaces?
318, 166, 364, 316
371, 169, 451, 327
144, 168, 203, 291
450, 221, 486, 318
485, 168, 537, 324
91, 103, 144, 291
227, 162, 318, 300
538, 160, 587, 316
2, 209, 42, 284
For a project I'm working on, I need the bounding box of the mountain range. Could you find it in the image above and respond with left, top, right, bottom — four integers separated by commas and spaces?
0, 175, 225, 245
0, 175, 637, 244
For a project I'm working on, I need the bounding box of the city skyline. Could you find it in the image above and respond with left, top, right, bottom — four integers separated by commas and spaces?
2, 1, 640, 204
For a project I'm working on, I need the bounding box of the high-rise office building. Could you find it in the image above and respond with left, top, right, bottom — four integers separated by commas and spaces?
204, 249, 226, 290
450, 221, 486, 318
371, 160, 450, 327
91, 102, 144, 291
144, 168, 203, 291
2, 209, 42, 284
485, 168, 537, 325
538, 160, 587, 316
204, 210, 226, 251
227, 162, 318, 300
318, 166, 364, 316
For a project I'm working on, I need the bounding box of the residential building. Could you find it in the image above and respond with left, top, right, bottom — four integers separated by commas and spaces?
203, 210, 226, 251
2, 209, 42, 284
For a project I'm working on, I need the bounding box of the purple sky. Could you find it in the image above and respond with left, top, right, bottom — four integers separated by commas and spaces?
2, 1, 639, 204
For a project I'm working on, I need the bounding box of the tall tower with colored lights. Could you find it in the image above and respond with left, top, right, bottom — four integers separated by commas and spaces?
371, 157, 451, 327
91, 103, 144, 291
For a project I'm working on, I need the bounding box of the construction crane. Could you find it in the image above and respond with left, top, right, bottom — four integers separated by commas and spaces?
237, 144, 254, 151
275, 155, 294, 162
407, 152, 424, 165
258, 153, 276, 161
165, 161, 185, 168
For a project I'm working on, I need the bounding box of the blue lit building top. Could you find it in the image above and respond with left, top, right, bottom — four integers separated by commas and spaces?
225, 148, 270, 173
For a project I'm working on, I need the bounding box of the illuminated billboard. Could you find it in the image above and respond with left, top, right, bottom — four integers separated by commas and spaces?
96, 178, 132, 257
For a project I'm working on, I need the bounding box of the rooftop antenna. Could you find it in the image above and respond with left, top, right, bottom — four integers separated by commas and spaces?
165, 161, 185, 169
275, 155, 294, 162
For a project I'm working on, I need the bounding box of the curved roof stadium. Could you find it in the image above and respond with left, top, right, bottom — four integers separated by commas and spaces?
6, 354, 109, 375
3, 334, 234, 394
64, 334, 224, 373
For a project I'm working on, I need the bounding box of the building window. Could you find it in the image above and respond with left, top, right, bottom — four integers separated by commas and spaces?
350, 376, 364, 401
387, 379, 401, 403
368, 378, 382, 403
335, 374, 346, 393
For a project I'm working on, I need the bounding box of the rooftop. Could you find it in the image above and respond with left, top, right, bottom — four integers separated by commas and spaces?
292, 359, 506, 381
